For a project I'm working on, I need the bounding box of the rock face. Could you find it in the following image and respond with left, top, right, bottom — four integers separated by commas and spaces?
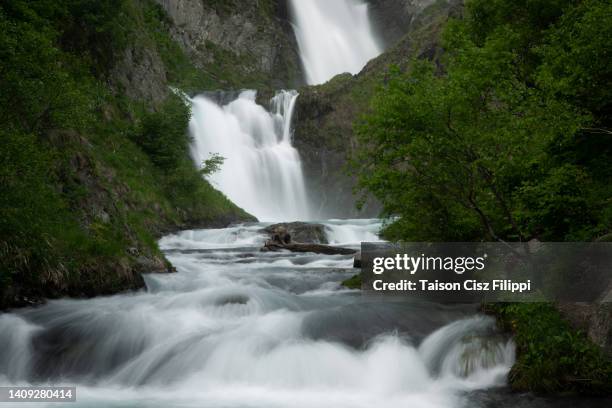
293, 1, 463, 218
154, 0, 303, 88
108, 0, 305, 109
558, 302, 612, 357
368, 0, 440, 47
110, 42, 170, 107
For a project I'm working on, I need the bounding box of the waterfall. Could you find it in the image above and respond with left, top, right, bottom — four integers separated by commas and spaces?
289, 0, 382, 85
189, 90, 310, 222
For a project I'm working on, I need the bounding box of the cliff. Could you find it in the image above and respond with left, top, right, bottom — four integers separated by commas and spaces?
155, 0, 302, 89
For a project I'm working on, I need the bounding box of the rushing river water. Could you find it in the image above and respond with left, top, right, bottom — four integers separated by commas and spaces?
0, 219, 526, 408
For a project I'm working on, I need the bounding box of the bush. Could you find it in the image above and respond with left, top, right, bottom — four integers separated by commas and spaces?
133, 95, 192, 171
488, 303, 612, 395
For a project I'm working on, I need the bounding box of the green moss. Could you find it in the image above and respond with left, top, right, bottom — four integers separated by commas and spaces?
486, 303, 612, 395
341, 273, 362, 289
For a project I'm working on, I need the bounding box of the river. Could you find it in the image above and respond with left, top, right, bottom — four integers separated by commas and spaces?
0, 219, 510, 407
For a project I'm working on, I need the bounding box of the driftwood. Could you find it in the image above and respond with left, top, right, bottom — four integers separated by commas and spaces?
263, 241, 356, 255
261, 224, 356, 255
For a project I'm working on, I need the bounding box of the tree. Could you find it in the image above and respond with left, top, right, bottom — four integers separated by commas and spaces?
200, 153, 225, 177
353, 0, 610, 242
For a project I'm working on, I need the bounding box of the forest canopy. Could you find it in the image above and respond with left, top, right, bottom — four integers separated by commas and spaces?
354, 0, 612, 243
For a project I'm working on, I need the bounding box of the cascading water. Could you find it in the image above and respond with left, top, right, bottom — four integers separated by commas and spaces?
289, 0, 382, 85
0, 220, 519, 408
189, 90, 310, 221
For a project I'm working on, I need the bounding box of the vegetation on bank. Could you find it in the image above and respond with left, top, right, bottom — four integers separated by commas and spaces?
341, 273, 362, 290
355, 0, 611, 243
0, 0, 252, 308
487, 303, 612, 395
351, 0, 612, 394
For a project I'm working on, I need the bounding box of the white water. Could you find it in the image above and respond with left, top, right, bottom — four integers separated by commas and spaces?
0, 220, 515, 408
189, 90, 310, 221
289, 0, 383, 85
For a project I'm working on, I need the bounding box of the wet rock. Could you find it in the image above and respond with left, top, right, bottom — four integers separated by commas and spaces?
353, 252, 362, 268
261, 222, 328, 244
261, 223, 355, 255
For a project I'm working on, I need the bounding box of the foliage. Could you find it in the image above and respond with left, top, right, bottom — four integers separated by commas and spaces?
0, 130, 76, 289
352, 0, 612, 395
0, 0, 250, 306
1, 0, 130, 74
487, 303, 612, 395
133, 95, 192, 171
353, 0, 611, 243
341, 274, 362, 289
0, 11, 93, 134
200, 153, 225, 178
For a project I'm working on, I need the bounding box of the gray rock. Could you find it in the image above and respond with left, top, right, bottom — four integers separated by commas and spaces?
154, 0, 303, 88
262, 222, 328, 244
110, 44, 169, 108
261, 222, 356, 255
557, 301, 612, 357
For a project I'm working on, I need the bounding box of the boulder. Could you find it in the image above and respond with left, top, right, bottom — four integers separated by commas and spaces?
261, 222, 356, 255
261, 222, 328, 244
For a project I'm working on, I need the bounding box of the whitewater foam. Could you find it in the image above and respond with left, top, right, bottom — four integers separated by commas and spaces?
189, 90, 310, 222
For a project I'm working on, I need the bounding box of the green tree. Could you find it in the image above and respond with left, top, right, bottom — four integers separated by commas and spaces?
133, 95, 192, 171
354, 0, 611, 243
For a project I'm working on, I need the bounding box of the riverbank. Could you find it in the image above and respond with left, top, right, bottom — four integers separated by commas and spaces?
0, 1, 267, 310
485, 303, 612, 396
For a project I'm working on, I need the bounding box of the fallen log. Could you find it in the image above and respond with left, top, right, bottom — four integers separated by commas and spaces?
261, 222, 356, 255
262, 241, 356, 255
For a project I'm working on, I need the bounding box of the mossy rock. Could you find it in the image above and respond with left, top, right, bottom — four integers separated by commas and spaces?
342, 273, 362, 289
